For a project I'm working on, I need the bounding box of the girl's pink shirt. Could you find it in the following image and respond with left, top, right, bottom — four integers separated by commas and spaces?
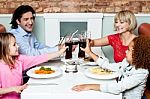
0, 54, 49, 99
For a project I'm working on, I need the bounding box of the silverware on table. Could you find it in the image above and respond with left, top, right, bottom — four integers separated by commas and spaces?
27, 83, 59, 86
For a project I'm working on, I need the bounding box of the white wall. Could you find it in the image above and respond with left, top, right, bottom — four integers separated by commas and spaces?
0, 14, 45, 42
0, 13, 150, 62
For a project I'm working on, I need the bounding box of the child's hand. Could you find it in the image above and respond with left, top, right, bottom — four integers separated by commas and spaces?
58, 43, 64, 50
59, 45, 68, 54
72, 84, 100, 92
72, 84, 91, 92
89, 39, 94, 46
80, 39, 92, 55
11, 84, 27, 93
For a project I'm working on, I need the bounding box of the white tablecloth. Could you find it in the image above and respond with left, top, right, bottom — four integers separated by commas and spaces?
21, 61, 122, 99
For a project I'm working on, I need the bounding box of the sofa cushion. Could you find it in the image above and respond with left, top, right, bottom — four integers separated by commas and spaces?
138, 23, 150, 37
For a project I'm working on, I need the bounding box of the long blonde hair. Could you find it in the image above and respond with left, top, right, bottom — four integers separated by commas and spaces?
0, 33, 17, 69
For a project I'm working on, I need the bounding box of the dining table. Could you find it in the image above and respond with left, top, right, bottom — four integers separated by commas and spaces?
21, 58, 122, 99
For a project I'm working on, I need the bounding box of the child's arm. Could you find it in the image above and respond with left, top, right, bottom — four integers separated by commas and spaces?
47, 45, 67, 60
72, 69, 149, 95
0, 84, 27, 95
80, 39, 99, 61
20, 46, 67, 71
81, 39, 122, 71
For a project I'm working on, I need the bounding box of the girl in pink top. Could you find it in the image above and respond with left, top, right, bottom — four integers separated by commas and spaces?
0, 33, 66, 99
90, 10, 137, 62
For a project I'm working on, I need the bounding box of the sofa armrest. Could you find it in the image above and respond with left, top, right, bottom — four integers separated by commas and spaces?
138, 23, 150, 37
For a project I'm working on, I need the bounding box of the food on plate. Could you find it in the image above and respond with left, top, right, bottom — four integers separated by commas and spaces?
89, 67, 113, 75
34, 66, 55, 74
84, 57, 94, 62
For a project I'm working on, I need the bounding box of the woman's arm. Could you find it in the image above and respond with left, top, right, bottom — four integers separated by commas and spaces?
90, 36, 109, 47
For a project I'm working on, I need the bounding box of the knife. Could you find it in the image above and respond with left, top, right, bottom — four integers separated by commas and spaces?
27, 83, 59, 85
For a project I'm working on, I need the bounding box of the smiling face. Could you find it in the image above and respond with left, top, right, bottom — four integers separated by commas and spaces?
115, 19, 130, 33
126, 41, 134, 64
114, 10, 137, 32
9, 36, 19, 56
16, 11, 34, 32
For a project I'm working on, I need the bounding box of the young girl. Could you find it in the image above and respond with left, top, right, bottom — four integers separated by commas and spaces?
0, 33, 66, 99
90, 10, 137, 63
72, 36, 150, 99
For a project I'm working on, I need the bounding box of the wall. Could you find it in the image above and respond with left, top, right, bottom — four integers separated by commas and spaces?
1, 14, 150, 62
0, 0, 150, 14
0, 14, 45, 42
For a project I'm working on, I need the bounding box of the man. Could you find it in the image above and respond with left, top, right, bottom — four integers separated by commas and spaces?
9, 5, 60, 83
9, 5, 58, 56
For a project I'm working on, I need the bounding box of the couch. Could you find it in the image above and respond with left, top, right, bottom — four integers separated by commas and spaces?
138, 23, 150, 99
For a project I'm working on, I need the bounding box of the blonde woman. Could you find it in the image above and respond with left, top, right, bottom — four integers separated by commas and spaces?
90, 10, 137, 63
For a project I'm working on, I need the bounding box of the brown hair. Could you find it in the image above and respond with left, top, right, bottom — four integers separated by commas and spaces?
114, 10, 137, 32
0, 33, 17, 69
0, 24, 6, 33
132, 36, 150, 70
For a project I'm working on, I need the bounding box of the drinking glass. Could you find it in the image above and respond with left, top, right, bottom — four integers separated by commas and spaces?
65, 36, 73, 59
78, 32, 86, 58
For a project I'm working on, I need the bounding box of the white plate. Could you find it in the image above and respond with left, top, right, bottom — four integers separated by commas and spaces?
27, 66, 62, 78
84, 68, 119, 80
